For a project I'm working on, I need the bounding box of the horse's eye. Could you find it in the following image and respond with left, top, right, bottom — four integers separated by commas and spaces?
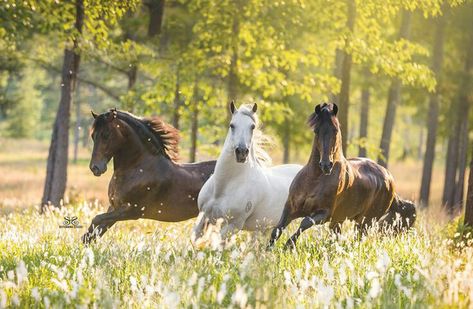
230, 124, 235, 130
250, 124, 255, 130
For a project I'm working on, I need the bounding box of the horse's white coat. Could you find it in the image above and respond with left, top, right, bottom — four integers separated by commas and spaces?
192, 104, 302, 241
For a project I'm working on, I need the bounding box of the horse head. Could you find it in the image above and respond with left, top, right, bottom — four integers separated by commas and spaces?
227, 101, 258, 163
89, 109, 126, 176
309, 103, 341, 175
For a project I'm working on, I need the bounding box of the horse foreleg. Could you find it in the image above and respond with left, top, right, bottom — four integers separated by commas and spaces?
82, 206, 141, 245
283, 210, 329, 250
191, 212, 210, 245
267, 207, 292, 249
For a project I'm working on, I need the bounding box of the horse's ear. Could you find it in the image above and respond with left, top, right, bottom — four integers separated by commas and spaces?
332, 103, 338, 116
91, 111, 98, 119
315, 104, 321, 115
230, 100, 236, 114
252, 103, 258, 113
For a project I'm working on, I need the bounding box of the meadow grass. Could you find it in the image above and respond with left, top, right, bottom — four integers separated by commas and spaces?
1, 138, 472, 308
0, 202, 472, 308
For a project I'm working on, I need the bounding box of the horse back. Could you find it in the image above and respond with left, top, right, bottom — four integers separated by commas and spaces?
337, 157, 395, 221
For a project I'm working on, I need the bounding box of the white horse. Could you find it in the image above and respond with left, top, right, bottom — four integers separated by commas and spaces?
192, 102, 302, 244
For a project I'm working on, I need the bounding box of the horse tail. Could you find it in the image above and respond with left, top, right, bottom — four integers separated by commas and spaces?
380, 195, 417, 231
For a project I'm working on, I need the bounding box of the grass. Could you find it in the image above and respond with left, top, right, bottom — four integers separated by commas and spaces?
0, 138, 471, 308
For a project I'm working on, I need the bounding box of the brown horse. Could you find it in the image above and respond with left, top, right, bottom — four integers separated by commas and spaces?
268, 103, 416, 249
82, 109, 216, 244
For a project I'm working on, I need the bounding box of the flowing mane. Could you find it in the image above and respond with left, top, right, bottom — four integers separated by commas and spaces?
93, 109, 180, 161
238, 104, 272, 166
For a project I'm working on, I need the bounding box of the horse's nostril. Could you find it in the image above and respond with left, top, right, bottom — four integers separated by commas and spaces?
329, 162, 334, 168
91, 165, 99, 174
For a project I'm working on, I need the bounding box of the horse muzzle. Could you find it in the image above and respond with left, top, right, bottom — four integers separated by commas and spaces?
90, 162, 107, 176
319, 161, 333, 175
235, 147, 249, 163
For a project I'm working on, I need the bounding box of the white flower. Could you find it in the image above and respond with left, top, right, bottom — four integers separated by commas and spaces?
43, 296, 50, 309
130, 276, 138, 292
15, 260, 28, 285
232, 285, 248, 308
368, 278, 381, 299
163, 291, 180, 307
0, 289, 6, 308
217, 282, 227, 304
31, 287, 40, 301
317, 282, 334, 306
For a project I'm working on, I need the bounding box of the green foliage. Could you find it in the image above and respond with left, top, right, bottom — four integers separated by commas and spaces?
5, 68, 42, 138
0, 0, 471, 161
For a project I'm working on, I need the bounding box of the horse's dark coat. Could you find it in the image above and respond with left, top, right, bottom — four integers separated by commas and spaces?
268, 103, 416, 249
82, 110, 216, 244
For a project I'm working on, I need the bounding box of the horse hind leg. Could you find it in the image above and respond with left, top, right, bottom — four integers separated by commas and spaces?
380, 196, 417, 232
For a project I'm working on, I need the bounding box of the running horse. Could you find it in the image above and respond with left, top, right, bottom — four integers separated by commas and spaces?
192, 103, 302, 244
82, 109, 215, 244
268, 103, 416, 249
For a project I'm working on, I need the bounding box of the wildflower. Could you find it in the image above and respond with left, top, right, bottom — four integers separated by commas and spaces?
368, 278, 381, 299
232, 285, 248, 308
217, 282, 227, 304
15, 260, 28, 285
31, 287, 40, 301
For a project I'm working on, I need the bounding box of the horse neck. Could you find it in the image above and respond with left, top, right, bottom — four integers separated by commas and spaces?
112, 124, 172, 172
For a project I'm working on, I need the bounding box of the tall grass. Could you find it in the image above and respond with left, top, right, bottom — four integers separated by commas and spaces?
0, 201, 472, 308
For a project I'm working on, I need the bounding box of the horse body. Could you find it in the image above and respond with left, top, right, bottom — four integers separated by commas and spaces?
193, 103, 302, 241
289, 155, 395, 226
82, 110, 215, 244
268, 103, 416, 249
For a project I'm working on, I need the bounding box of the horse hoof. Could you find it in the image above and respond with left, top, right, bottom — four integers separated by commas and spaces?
283, 240, 296, 251
81, 234, 92, 245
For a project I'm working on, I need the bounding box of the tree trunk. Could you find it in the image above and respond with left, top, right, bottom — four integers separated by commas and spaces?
73, 81, 81, 164
454, 119, 469, 208
189, 79, 199, 163
127, 64, 137, 90
227, 12, 239, 120
419, 13, 446, 207
147, 0, 165, 37
443, 19, 473, 213
464, 148, 473, 227
418, 129, 424, 160
443, 134, 459, 210
41, 0, 83, 210
172, 67, 181, 130
338, 0, 356, 154
283, 116, 291, 164
358, 68, 370, 157
378, 10, 411, 168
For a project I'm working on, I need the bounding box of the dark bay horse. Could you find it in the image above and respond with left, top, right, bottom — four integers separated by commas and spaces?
82, 109, 216, 244
268, 103, 416, 249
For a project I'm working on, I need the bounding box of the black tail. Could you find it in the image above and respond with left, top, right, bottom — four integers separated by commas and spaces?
380, 195, 417, 231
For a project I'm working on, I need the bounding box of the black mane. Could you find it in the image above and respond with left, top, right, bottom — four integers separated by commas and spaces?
93, 110, 180, 161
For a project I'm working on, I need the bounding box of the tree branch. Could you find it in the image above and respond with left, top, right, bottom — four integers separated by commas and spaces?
29, 57, 122, 102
